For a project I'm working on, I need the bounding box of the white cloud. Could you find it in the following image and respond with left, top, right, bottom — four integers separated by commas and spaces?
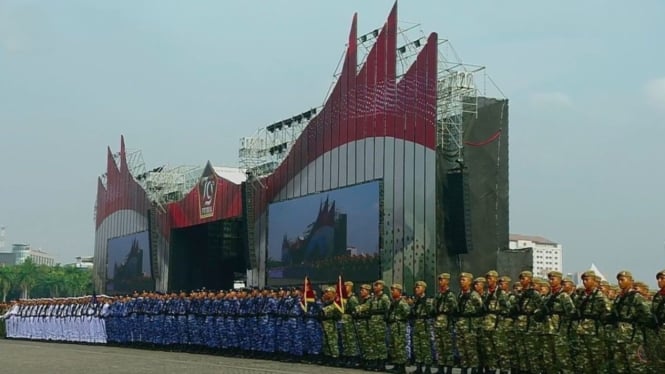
529, 92, 573, 109
645, 77, 665, 111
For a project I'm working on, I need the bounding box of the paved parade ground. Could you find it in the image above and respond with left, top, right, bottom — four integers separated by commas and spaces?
0, 339, 365, 374
0, 339, 474, 373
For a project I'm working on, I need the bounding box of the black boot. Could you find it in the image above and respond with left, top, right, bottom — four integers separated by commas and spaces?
414, 364, 424, 374
445, 366, 453, 374
424, 365, 432, 374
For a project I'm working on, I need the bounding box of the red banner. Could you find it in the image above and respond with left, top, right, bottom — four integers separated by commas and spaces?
334, 275, 348, 313
300, 276, 315, 312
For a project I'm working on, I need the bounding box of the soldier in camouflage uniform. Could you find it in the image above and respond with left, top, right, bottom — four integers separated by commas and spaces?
456, 272, 484, 374
611, 270, 652, 373
472, 277, 488, 370
320, 287, 342, 364
496, 276, 516, 374
410, 280, 434, 374
513, 270, 542, 374
599, 280, 611, 298
574, 270, 611, 374
649, 269, 665, 371
480, 270, 511, 374
340, 281, 360, 367
368, 280, 391, 371
433, 273, 457, 374
353, 284, 373, 369
532, 278, 549, 374
479, 271, 498, 373
535, 270, 576, 374
386, 284, 410, 374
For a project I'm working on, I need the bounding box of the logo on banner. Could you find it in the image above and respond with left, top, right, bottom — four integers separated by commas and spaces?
198, 167, 216, 219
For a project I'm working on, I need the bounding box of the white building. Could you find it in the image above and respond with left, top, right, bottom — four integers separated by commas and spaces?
0, 244, 56, 266
509, 234, 562, 278
67, 256, 94, 269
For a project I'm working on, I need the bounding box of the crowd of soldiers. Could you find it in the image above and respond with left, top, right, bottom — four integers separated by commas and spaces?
1, 269, 665, 374
2, 296, 110, 343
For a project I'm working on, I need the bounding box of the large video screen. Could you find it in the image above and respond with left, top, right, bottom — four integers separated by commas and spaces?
267, 181, 381, 285
106, 231, 153, 294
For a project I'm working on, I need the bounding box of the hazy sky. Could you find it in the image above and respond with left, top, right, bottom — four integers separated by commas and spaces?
1, 1, 664, 286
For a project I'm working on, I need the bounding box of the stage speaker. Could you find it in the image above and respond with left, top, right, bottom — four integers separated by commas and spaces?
147, 207, 160, 280
241, 181, 258, 269
443, 170, 473, 255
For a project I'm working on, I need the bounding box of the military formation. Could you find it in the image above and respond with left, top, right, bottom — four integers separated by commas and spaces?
1, 269, 665, 374
2, 296, 110, 343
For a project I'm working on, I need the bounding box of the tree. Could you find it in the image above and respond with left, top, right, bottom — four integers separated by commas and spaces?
42, 265, 66, 298
15, 258, 39, 299
0, 265, 15, 302
0, 260, 94, 299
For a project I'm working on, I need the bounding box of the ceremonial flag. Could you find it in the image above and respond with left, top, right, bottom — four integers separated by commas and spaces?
333, 275, 348, 313
300, 276, 315, 312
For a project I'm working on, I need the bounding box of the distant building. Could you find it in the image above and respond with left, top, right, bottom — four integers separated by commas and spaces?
0, 244, 56, 267
66, 256, 94, 269
509, 234, 562, 277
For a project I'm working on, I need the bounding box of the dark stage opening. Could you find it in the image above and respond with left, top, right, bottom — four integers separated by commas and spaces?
168, 218, 245, 292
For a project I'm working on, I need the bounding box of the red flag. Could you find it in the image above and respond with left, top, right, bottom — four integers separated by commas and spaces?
300, 276, 315, 312
334, 275, 348, 313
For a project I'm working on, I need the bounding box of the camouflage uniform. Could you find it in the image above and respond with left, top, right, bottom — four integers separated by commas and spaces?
386, 284, 410, 373
353, 285, 373, 368
611, 271, 652, 374
574, 271, 612, 374
650, 272, 665, 371
320, 290, 342, 360
479, 273, 499, 372
411, 281, 435, 372
340, 286, 360, 361
433, 274, 457, 373
494, 276, 516, 373
481, 273, 514, 374
535, 271, 576, 374
456, 273, 484, 371
513, 271, 542, 374
368, 281, 390, 368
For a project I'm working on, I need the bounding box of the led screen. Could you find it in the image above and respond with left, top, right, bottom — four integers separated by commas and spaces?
267, 181, 381, 285
106, 231, 153, 294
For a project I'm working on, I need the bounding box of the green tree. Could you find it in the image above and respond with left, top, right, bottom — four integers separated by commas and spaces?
0, 265, 15, 302
15, 258, 39, 299
42, 265, 66, 297
62, 266, 92, 297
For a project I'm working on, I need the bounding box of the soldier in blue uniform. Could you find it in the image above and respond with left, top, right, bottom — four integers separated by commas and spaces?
176, 292, 189, 349
286, 288, 305, 360
210, 291, 224, 350
163, 293, 178, 348
304, 290, 324, 363
228, 290, 241, 353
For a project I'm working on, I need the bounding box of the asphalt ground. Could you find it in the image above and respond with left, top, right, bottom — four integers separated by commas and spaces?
0, 339, 471, 373
0, 339, 360, 374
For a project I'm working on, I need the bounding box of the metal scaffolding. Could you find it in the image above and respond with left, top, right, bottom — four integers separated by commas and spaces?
238, 108, 319, 178
99, 147, 202, 214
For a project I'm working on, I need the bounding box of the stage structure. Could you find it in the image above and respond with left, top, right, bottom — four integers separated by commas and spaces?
242, 4, 508, 292
94, 138, 248, 293
94, 3, 508, 295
